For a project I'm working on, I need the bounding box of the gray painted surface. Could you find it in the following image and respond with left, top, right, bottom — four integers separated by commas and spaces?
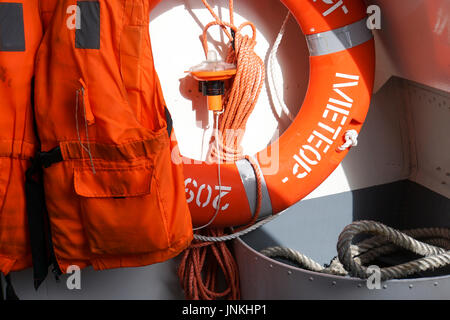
235, 239, 450, 300
235, 180, 450, 300
7, 258, 185, 300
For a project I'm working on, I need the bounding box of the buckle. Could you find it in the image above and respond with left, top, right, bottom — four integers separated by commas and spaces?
39, 147, 63, 169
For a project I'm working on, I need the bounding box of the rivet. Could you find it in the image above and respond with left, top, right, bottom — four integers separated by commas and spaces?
409, 284, 413, 289
269, 264, 274, 268
332, 281, 337, 286
254, 257, 258, 261
357, 283, 363, 288
434, 282, 438, 287
287, 270, 292, 275
383, 284, 388, 289
309, 277, 314, 282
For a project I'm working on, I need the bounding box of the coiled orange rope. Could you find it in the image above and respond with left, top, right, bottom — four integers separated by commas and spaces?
178, 229, 241, 300
178, 0, 265, 300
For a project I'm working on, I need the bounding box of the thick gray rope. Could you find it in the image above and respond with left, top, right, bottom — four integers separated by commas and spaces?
338, 221, 450, 280
261, 220, 450, 281
260, 247, 348, 276
354, 228, 450, 265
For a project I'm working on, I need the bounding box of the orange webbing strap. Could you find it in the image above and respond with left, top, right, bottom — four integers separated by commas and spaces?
178, 0, 265, 300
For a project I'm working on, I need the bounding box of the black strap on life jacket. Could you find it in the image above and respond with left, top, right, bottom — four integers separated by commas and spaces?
165, 106, 173, 138
0, 273, 19, 300
25, 147, 63, 290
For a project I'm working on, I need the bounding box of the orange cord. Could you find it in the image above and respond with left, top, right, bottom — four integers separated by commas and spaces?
178, 0, 265, 300
178, 229, 240, 300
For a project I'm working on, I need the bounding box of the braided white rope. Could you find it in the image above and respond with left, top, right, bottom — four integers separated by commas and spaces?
338, 129, 359, 151
267, 11, 294, 121
193, 112, 223, 231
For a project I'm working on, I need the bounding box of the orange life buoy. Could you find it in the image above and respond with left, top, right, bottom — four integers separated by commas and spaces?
175, 0, 375, 228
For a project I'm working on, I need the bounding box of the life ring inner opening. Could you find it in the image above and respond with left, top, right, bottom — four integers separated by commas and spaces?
150, 0, 309, 161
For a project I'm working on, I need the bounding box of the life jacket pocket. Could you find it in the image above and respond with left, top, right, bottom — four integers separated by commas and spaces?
73, 160, 170, 256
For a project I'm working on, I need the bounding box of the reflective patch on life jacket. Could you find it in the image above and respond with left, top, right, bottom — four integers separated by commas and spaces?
75, 1, 100, 50
0, 3, 25, 52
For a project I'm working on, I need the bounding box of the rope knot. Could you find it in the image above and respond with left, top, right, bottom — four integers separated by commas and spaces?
338, 129, 359, 151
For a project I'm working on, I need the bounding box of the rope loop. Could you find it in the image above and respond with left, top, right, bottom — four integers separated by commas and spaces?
236, 21, 257, 41
261, 221, 450, 281
337, 220, 450, 280
201, 20, 237, 57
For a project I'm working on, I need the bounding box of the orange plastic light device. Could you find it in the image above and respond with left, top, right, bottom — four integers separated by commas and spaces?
189, 51, 236, 112
190, 69, 237, 82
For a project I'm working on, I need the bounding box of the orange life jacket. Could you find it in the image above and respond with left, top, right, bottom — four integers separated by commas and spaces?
29, 0, 193, 282
0, 0, 42, 275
